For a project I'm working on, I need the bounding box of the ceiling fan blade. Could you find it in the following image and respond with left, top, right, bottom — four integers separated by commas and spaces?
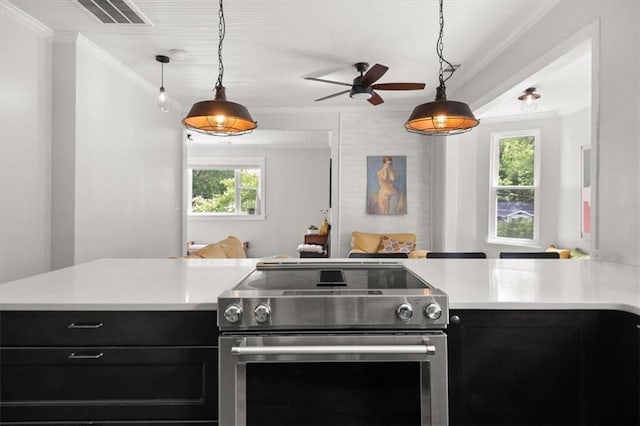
368, 92, 384, 106
361, 64, 389, 86
372, 82, 426, 91
314, 89, 351, 102
304, 77, 353, 87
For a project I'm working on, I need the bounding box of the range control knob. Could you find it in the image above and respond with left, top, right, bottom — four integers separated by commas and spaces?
396, 303, 414, 321
223, 304, 243, 323
254, 303, 272, 323
424, 303, 442, 320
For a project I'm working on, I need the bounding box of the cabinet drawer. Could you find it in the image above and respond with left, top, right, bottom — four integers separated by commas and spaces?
0, 311, 218, 346
0, 347, 218, 422
0, 423, 218, 425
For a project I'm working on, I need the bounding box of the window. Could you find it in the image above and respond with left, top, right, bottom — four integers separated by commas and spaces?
187, 157, 265, 218
489, 130, 540, 245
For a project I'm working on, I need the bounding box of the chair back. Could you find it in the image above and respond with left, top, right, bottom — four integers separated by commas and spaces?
427, 252, 487, 259
499, 251, 560, 259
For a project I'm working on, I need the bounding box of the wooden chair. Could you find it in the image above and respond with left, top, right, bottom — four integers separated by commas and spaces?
427, 252, 487, 259
499, 251, 560, 259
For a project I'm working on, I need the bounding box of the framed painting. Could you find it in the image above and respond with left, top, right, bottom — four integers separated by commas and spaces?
366, 155, 407, 215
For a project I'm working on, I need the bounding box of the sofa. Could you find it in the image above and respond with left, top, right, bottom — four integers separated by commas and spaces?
546, 245, 590, 259
349, 231, 427, 259
185, 236, 248, 258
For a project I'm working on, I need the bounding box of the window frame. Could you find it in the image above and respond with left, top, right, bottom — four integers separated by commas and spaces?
488, 129, 541, 246
186, 157, 266, 220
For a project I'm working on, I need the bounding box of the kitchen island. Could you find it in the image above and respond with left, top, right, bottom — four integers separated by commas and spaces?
1, 257, 638, 313
1, 258, 638, 425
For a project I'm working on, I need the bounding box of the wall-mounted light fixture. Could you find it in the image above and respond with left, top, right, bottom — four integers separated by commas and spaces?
405, 0, 479, 136
518, 87, 541, 111
182, 0, 257, 136
155, 54, 170, 112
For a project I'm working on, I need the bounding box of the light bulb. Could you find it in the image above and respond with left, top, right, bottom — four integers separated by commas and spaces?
518, 88, 540, 111
215, 115, 226, 129
435, 115, 448, 128
520, 95, 538, 111
157, 87, 169, 112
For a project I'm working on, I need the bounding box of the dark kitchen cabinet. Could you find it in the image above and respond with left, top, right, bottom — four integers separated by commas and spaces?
447, 309, 639, 426
0, 310, 219, 425
593, 310, 640, 425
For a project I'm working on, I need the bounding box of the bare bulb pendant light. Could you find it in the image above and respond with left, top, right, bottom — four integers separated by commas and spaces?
405, 0, 479, 136
518, 87, 541, 111
156, 55, 170, 112
182, 0, 257, 136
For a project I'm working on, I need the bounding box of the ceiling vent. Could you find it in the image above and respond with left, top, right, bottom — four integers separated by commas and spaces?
76, 0, 148, 24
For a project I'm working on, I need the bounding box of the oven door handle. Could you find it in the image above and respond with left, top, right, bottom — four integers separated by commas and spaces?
231, 344, 436, 356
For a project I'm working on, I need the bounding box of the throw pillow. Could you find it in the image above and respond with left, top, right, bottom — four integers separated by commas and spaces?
377, 236, 416, 254
195, 243, 227, 258
570, 248, 590, 259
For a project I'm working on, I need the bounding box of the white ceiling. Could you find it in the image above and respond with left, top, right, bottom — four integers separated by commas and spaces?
6, 0, 589, 118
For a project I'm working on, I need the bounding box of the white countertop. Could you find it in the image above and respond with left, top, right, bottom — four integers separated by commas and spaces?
0, 258, 638, 315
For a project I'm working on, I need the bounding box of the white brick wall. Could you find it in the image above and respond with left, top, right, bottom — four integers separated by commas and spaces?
338, 111, 432, 256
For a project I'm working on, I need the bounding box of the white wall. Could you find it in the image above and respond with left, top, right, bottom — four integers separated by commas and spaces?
255, 111, 341, 253
438, 132, 478, 252
339, 111, 432, 256
443, 116, 562, 258
450, 0, 640, 265
0, 3, 52, 283
187, 144, 330, 258
557, 108, 591, 251
51, 35, 77, 270
72, 38, 184, 264
1, 3, 185, 282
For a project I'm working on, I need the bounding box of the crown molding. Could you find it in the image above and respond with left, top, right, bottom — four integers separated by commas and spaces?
558, 98, 591, 116
478, 109, 560, 125
52, 31, 79, 44
74, 34, 184, 111
448, 0, 561, 95
0, 0, 53, 38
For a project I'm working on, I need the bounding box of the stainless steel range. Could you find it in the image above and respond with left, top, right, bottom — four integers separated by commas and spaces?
218, 261, 449, 426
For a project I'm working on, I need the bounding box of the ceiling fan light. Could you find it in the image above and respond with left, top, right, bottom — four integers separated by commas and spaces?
349, 84, 374, 100
405, 99, 479, 136
182, 86, 257, 136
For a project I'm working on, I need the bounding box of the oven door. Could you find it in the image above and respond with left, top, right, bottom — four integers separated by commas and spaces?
219, 332, 447, 426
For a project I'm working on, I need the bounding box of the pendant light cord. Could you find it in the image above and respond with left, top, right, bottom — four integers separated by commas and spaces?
216, 0, 226, 89
160, 61, 165, 88
436, 0, 455, 89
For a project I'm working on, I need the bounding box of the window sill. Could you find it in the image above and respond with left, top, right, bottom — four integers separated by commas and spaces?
188, 214, 266, 221
487, 237, 541, 249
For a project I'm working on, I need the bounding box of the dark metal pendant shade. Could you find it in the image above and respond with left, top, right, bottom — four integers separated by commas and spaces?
182, 0, 256, 137
405, 0, 479, 136
182, 87, 257, 136
405, 98, 479, 135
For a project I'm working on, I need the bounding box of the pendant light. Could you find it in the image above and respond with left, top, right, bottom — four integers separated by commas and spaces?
182, 0, 257, 136
518, 87, 541, 111
155, 55, 170, 112
405, 0, 479, 136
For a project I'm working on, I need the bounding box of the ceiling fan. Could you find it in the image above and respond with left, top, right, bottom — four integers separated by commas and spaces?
305, 62, 425, 105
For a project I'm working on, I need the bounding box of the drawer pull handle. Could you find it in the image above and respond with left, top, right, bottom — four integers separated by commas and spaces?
68, 352, 104, 359
68, 322, 104, 329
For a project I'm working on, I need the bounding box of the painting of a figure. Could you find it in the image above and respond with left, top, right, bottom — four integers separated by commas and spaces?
367, 155, 407, 215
